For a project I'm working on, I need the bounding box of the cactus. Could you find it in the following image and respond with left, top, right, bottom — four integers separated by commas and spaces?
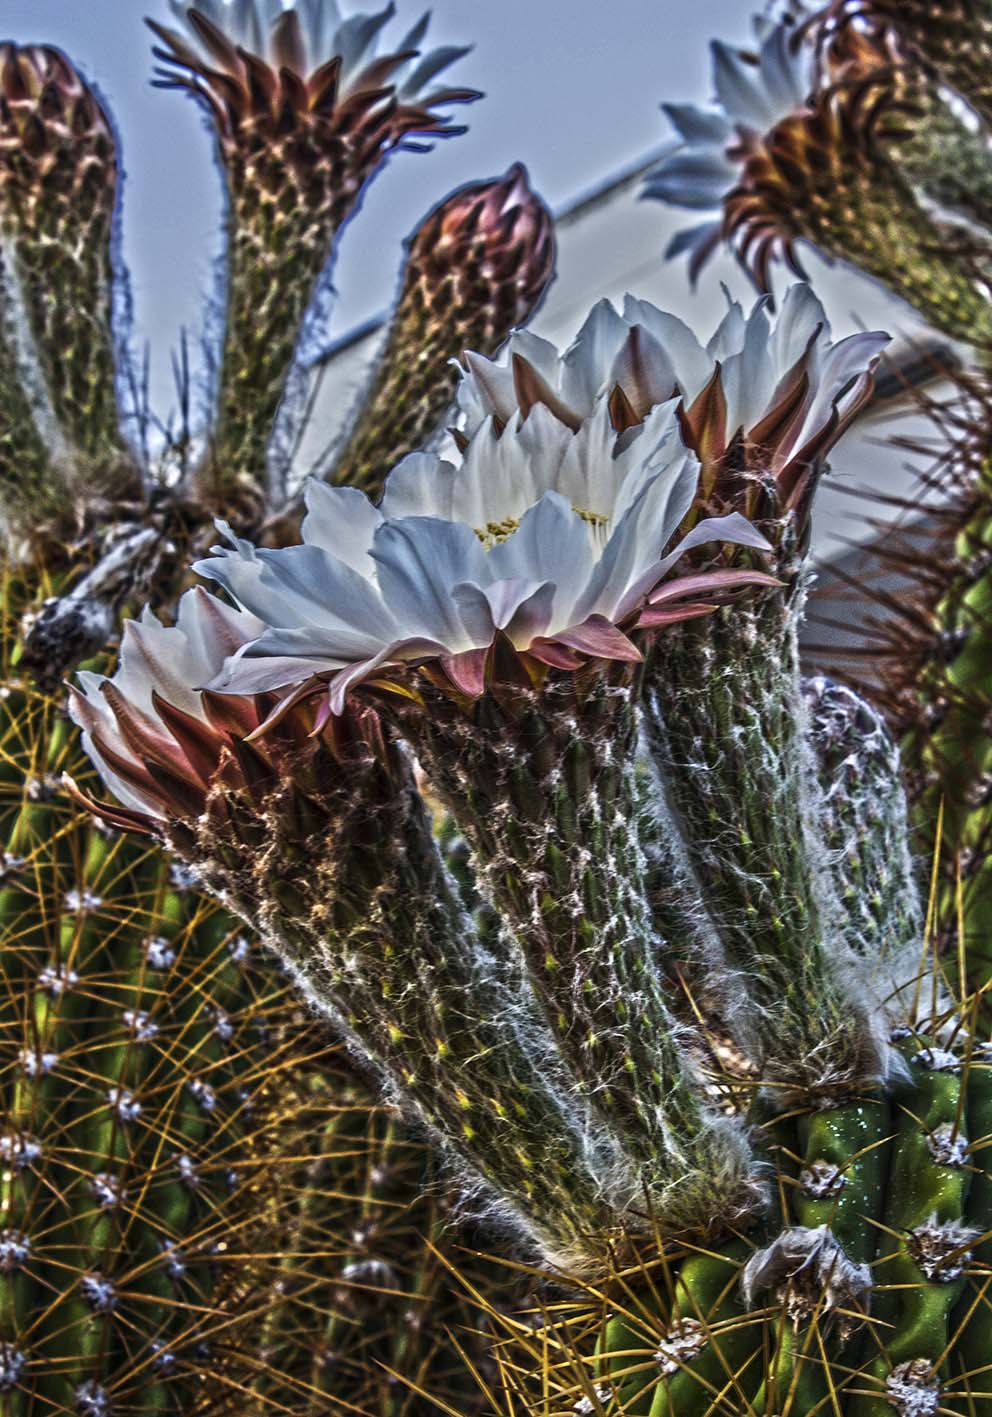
63, 258, 992, 1417
9, 2, 992, 1415
645, 0, 992, 1026
0, 2, 559, 1411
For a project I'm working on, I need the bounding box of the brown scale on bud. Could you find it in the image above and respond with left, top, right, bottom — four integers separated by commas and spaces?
724, 64, 992, 344
820, 0, 992, 129
328, 164, 555, 502
148, 4, 479, 501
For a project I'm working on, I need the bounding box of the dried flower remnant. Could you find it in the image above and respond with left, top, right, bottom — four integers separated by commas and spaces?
148, 0, 480, 496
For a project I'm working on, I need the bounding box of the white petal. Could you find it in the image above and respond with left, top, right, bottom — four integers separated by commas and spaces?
379, 452, 458, 519
194, 547, 308, 628
711, 40, 776, 128
451, 576, 554, 645
706, 289, 748, 361
560, 299, 630, 413
758, 23, 811, 115
771, 284, 829, 373
641, 148, 736, 209
577, 452, 701, 622
175, 587, 266, 678
460, 349, 519, 424
487, 493, 594, 629
371, 517, 490, 650
663, 102, 733, 145
720, 299, 773, 434
621, 298, 713, 401
302, 480, 382, 575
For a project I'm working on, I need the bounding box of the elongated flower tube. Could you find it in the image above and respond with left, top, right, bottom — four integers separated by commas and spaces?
194, 344, 776, 1239
0, 257, 52, 529
66, 587, 642, 1275
327, 163, 555, 502
441, 285, 895, 1094
644, 11, 992, 344
619, 290, 894, 1098
148, 1, 478, 509
0, 44, 137, 502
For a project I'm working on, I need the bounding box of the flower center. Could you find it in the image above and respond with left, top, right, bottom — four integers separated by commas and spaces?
475, 506, 608, 549
475, 517, 520, 548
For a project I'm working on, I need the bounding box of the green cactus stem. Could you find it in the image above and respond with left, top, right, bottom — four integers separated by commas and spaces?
0, 610, 431, 1412
952, 1047, 992, 1414
847, 1041, 976, 1416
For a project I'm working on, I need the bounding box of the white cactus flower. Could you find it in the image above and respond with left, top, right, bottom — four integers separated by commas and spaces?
68, 588, 265, 823
193, 378, 772, 708
457, 284, 888, 485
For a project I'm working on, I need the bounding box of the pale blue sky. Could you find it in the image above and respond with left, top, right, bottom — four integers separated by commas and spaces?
3, 1, 746, 418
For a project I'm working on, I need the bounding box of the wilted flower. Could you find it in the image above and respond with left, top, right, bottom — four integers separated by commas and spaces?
149, 1, 478, 159
195, 388, 773, 708
643, 9, 992, 343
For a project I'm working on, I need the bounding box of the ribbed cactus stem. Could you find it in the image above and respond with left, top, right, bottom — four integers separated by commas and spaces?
148, 706, 629, 1271
747, 1096, 891, 1414
805, 676, 925, 1018
848, 1042, 977, 1416
954, 1050, 992, 1413
644, 590, 883, 1098
329, 164, 554, 499
401, 665, 762, 1238
0, 44, 133, 491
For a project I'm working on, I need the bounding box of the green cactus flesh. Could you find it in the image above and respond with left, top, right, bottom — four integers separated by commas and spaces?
0, 571, 497, 1415
528, 1043, 989, 1417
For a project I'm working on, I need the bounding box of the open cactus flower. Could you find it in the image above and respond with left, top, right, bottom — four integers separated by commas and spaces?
457, 282, 889, 527
194, 420, 775, 711
194, 285, 888, 715
195, 313, 799, 708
